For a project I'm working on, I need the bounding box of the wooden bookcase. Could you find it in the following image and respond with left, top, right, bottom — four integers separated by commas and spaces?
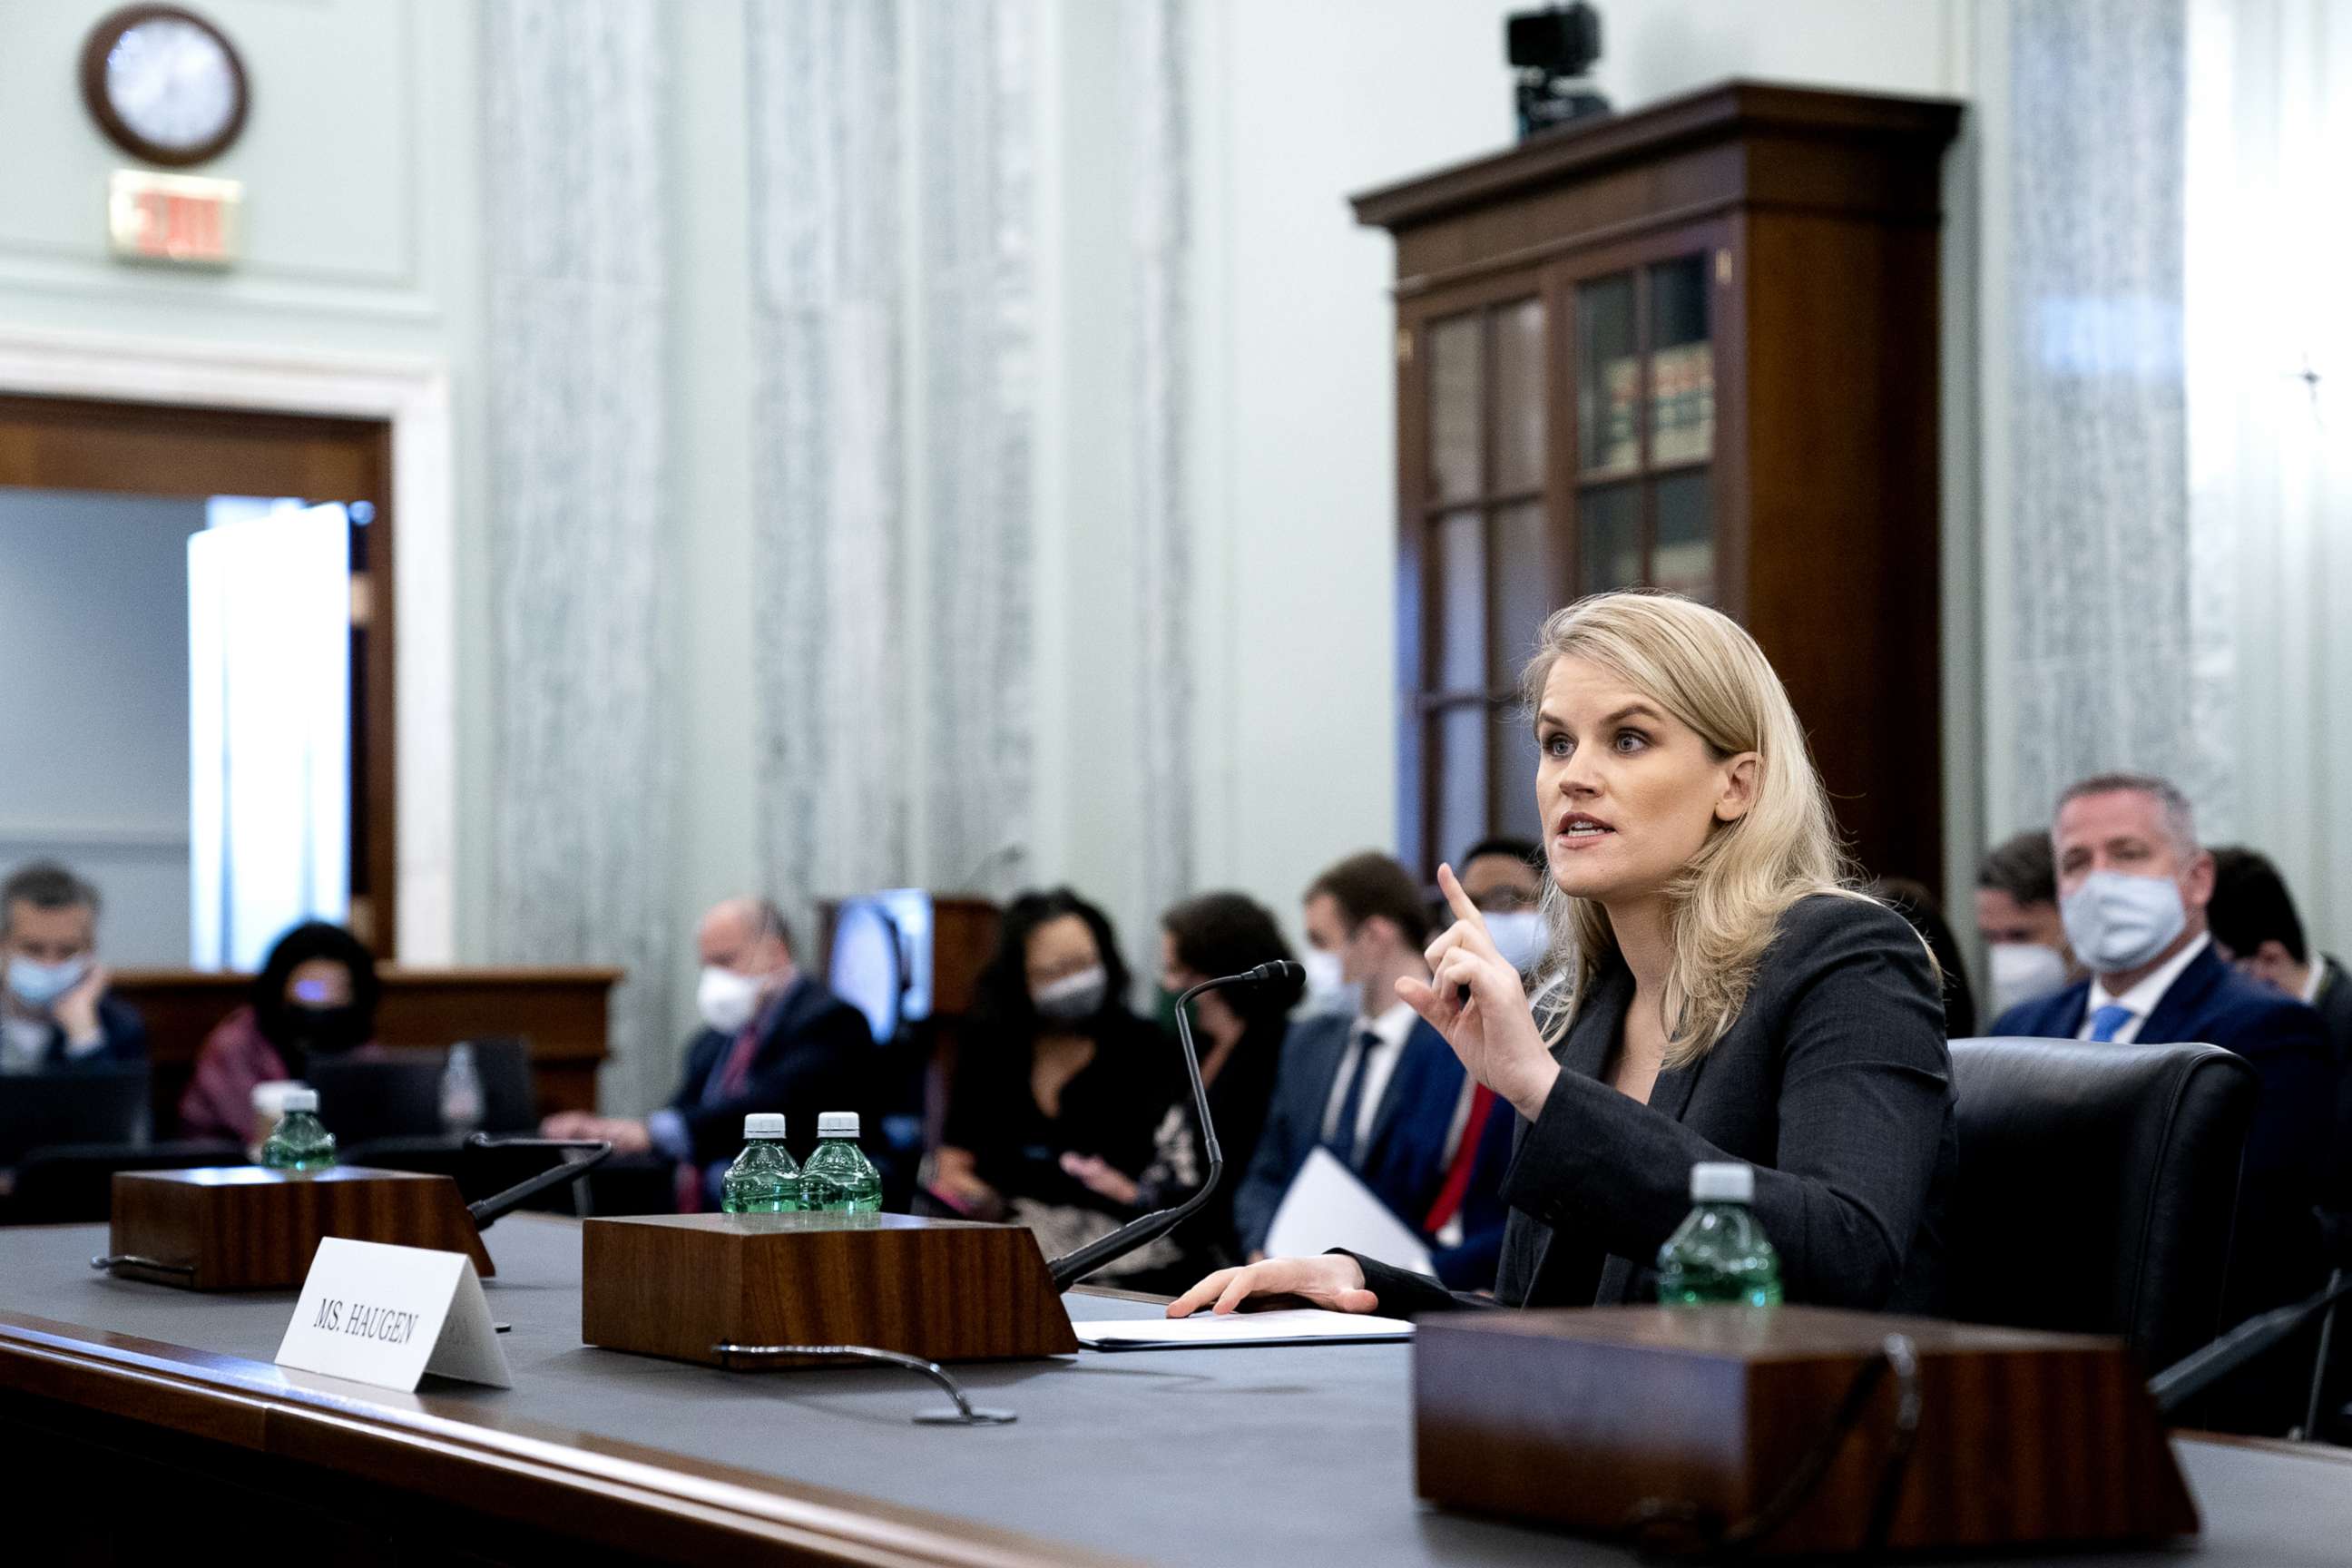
1352, 82, 1962, 887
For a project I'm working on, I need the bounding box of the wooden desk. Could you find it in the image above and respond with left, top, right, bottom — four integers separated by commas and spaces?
1, 1219, 2347, 1567
113, 966, 622, 1127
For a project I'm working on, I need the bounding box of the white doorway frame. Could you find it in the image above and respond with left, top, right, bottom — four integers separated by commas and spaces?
0, 327, 457, 963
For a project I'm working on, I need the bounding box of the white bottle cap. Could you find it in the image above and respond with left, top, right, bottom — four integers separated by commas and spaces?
818, 1111, 858, 1138
281, 1087, 319, 1113
742, 1112, 787, 1138
1690, 1161, 1752, 1203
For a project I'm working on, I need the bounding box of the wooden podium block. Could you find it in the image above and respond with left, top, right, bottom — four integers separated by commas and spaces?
1415, 1306, 2197, 1557
108, 1167, 494, 1290
582, 1212, 1080, 1366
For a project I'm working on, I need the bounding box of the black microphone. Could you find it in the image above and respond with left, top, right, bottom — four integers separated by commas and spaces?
1045, 961, 1303, 1289
2148, 1266, 2352, 1418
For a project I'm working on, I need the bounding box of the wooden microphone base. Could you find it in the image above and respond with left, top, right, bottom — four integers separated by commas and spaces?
107, 1167, 495, 1289
1415, 1305, 2198, 1558
581, 1212, 1080, 1366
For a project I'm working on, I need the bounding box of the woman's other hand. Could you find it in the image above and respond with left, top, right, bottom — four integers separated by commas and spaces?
1060, 1152, 1141, 1206
1396, 862, 1560, 1120
1165, 1254, 1377, 1318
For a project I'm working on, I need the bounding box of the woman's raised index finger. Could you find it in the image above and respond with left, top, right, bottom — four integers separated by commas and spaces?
1436, 861, 1486, 928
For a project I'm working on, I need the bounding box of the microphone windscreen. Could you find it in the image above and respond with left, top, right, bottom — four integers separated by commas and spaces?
1251, 959, 1306, 984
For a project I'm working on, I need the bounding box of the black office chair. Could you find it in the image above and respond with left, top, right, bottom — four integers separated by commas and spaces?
3, 1140, 245, 1225
1947, 1038, 2256, 1375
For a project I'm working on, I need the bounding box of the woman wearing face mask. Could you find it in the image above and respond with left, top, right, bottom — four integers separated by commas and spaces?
179, 921, 382, 1142
1060, 892, 1302, 1290
930, 889, 1181, 1254
1171, 592, 1955, 1321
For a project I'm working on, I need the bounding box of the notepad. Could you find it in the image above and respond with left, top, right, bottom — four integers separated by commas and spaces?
1071, 1308, 1415, 1351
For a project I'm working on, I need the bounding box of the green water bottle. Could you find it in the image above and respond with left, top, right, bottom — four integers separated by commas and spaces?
1657, 1161, 1782, 1306
259, 1088, 337, 1172
720, 1113, 801, 1213
799, 1111, 883, 1213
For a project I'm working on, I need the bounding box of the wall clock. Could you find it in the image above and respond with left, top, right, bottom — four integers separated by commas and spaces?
80, 5, 250, 168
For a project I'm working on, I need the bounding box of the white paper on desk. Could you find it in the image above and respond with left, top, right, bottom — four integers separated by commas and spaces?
1072, 1308, 1414, 1350
1263, 1147, 1435, 1276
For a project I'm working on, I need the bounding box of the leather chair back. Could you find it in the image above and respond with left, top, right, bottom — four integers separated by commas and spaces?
1949, 1038, 2256, 1371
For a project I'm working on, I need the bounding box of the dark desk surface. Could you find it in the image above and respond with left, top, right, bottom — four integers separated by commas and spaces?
2, 1214, 2347, 1567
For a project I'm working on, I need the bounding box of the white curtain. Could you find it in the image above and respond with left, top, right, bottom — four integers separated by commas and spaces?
2185, 0, 2352, 938
745, 0, 1038, 922
483, 0, 677, 1112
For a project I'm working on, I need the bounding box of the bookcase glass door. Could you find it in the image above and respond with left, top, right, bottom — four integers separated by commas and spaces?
1572, 252, 1716, 601
1418, 294, 1552, 867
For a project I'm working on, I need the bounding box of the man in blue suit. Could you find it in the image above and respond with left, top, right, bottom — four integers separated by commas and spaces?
1231, 852, 1508, 1289
1992, 774, 2335, 1431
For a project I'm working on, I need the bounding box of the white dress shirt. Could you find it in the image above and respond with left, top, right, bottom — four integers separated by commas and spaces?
2078, 934, 2210, 1044
1320, 999, 1418, 1152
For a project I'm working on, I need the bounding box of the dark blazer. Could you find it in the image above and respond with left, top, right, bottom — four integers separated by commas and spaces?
2314, 956, 2352, 1211
19, 994, 148, 1069
665, 975, 875, 1166
1233, 1009, 1509, 1288
1356, 895, 1955, 1318
1991, 942, 2337, 1323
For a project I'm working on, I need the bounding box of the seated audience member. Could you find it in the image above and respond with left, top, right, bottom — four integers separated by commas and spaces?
1062, 892, 1302, 1289
931, 889, 1179, 1257
1877, 877, 1978, 1039
180, 922, 380, 1141
544, 897, 872, 1204
1230, 851, 1513, 1290
1173, 593, 1955, 1321
2209, 845, 2352, 1207
1975, 828, 2078, 1018
0, 860, 146, 1073
1455, 836, 1546, 975
1992, 775, 2335, 1431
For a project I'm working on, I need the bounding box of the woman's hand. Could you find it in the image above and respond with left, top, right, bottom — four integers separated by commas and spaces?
1166, 1254, 1379, 1318
1396, 862, 1561, 1122
1060, 1152, 1141, 1206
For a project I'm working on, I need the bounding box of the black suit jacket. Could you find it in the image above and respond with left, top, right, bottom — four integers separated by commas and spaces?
2315, 956, 2352, 1210
1357, 895, 1955, 1317
17, 993, 148, 1069
666, 976, 874, 1165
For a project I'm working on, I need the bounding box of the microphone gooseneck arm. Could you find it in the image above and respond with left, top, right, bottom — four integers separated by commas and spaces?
1045, 961, 1298, 1290
2149, 1266, 2352, 1416
464, 1135, 614, 1230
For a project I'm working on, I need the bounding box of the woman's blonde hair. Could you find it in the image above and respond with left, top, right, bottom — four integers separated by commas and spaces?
1522, 591, 1864, 1067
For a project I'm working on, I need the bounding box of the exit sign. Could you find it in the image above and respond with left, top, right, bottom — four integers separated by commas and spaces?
108, 170, 240, 267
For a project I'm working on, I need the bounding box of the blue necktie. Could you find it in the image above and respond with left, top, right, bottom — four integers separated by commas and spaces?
1326, 1030, 1378, 1169
2088, 1003, 2133, 1043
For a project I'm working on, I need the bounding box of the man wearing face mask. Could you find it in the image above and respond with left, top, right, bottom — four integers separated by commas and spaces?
0, 861, 145, 1073
542, 897, 874, 1204
1231, 852, 1513, 1289
1455, 838, 1549, 977
1975, 829, 2079, 1017
1992, 774, 2334, 1433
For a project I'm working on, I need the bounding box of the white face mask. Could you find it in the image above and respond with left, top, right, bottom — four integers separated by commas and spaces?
1987, 942, 2069, 1017
697, 965, 764, 1034
1298, 947, 1360, 1017
1482, 909, 1548, 976
2060, 870, 2189, 975
1032, 965, 1109, 1022
5, 954, 88, 1011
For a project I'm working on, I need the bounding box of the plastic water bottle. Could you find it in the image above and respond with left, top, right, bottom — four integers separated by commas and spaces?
1657, 1161, 1782, 1306
259, 1088, 338, 1172
439, 1042, 485, 1135
799, 1111, 883, 1213
720, 1113, 801, 1213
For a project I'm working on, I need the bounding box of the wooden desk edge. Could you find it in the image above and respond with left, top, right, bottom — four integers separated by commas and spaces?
0, 1309, 1135, 1568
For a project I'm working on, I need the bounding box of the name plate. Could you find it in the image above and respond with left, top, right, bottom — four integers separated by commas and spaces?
275, 1238, 512, 1391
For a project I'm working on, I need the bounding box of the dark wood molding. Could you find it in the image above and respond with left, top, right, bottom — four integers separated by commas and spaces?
1351, 80, 1962, 233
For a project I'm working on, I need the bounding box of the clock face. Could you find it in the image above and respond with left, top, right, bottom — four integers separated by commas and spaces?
82, 6, 249, 167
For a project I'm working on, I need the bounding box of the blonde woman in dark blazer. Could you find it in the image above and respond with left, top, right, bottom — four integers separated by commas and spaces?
1171, 592, 1955, 1319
